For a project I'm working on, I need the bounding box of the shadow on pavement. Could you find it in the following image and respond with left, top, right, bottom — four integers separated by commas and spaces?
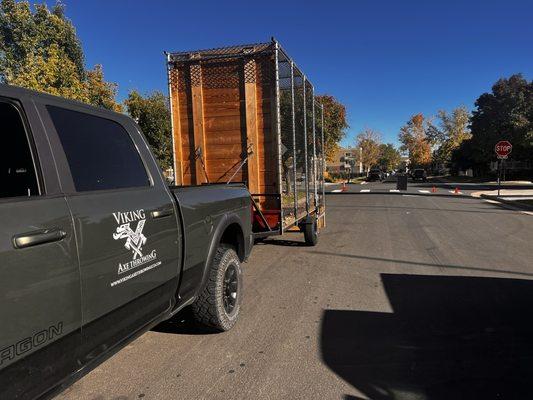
259, 238, 307, 247
320, 274, 533, 400
151, 307, 217, 335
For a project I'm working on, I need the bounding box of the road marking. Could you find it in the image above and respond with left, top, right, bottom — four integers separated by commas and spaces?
484, 199, 500, 204
522, 211, 533, 216
449, 190, 463, 194
390, 189, 400, 192
361, 181, 367, 185
418, 190, 430, 193
360, 189, 370, 193
331, 189, 342, 193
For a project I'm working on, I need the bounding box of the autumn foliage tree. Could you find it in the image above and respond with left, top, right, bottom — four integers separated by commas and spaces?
398, 114, 432, 167
355, 128, 382, 171
0, 0, 120, 110
86, 64, 122, 112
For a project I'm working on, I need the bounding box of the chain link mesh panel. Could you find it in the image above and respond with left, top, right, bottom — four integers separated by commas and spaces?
315, 100, 325, 211
305, 80, 316, 211
169, 42, 273, 63
292, 66, 307, 219
277, 51, 296, 222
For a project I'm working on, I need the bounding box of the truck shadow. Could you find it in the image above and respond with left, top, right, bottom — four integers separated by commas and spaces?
151, 307, 217, 335
320, 274, 533, 400
259, 238, 307, 247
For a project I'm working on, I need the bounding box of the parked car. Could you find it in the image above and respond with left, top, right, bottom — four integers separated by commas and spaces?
0, 84, 253, 400
367, 168, 384, 182
412, 168, 428, 182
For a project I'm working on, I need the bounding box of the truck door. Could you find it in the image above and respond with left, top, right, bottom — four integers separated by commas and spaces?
39, 103, 181, 362
0, 98, 81, 399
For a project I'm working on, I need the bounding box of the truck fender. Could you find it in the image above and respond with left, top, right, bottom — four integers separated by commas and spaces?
195, 214, 245, 298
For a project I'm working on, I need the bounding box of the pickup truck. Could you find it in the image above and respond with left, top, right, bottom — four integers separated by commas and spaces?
0, 84, 252, 400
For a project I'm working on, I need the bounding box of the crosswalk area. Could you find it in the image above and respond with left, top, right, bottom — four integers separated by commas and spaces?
328, 188, 468, 195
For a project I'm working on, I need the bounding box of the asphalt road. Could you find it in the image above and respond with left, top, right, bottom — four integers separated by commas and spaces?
56, 194, 533, 400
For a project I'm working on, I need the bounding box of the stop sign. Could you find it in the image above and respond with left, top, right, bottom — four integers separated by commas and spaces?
495, 140, 512, 159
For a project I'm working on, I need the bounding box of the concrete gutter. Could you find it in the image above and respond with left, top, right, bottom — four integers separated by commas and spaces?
479, 194, 533, 211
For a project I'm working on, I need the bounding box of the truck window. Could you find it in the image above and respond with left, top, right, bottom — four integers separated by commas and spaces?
47, 106, 150, 192
0, 101, 39, 199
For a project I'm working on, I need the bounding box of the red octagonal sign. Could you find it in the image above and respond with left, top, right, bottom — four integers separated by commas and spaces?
495, 140, 512, 159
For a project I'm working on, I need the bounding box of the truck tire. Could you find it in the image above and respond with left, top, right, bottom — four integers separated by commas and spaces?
303, 217, 319, 246
192, 245, 242, 332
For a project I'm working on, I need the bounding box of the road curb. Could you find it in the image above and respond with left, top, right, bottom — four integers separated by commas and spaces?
480, 194, 533, 211
326, 191, 474, 200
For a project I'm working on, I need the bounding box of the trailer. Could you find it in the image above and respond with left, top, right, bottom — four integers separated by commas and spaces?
165, 38, 326, 245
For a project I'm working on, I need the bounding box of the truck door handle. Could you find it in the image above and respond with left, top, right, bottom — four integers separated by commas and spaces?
13, 228, 67, 249
151, 208, 174, 219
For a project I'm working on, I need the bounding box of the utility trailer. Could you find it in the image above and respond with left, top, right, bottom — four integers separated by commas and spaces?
165, 39, 326, 245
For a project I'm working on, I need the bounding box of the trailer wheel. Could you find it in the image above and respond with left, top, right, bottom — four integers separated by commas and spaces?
303, 216, 319, 246
192, 245, 243, 332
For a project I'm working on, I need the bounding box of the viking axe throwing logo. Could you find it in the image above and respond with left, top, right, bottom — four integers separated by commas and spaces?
112, 209, 147, 259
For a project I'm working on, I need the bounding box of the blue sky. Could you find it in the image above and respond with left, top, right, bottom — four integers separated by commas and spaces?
55, 0, 532, 146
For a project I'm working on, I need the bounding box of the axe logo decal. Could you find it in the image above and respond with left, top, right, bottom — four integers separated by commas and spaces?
110, 209, 161, 285
112, 209, 147, 259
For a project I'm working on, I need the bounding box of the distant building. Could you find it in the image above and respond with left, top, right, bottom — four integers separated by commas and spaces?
327, 147, 363, 175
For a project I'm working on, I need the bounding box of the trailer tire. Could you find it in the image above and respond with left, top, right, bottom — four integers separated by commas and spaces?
192, 245, 242, 332
303, 217, 319, 246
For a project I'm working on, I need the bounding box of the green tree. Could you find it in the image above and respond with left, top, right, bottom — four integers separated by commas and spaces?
398, 114, 432, 167
431, 106, 472, 165
0, 0, 120, 110
355, 128, 381, 171
468, 74, 532, 166
125, 90, 172, 171
378, 143, 401, 171
315, 94, 349, 161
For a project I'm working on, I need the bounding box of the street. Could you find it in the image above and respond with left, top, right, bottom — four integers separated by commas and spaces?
56, 193, 533, 400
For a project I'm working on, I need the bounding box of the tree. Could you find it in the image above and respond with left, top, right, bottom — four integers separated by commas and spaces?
0, 0, 120, 110
86, 64, 122, 112
431, 106, 472, 165
398, 114, 432, 167
468, 74, 532, 166
378, 143, 401, 171
355, 128, 381, 171
125, 90, 172, 171
315, 94, 349, 161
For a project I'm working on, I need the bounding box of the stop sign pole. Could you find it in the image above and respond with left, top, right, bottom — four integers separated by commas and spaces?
495, 141, 512, 196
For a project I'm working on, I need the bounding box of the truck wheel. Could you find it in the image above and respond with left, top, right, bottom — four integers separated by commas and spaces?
303, 217, 319, 246
192, 245, 242, 332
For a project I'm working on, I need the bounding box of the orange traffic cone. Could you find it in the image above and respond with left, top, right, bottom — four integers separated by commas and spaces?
431, 186, 437, 193
454, 187, 460, 194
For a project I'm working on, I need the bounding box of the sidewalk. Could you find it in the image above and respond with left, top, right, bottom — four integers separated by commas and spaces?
472, 189, 533, 197
434, 176, 533, 185
472, 189, 533, 211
